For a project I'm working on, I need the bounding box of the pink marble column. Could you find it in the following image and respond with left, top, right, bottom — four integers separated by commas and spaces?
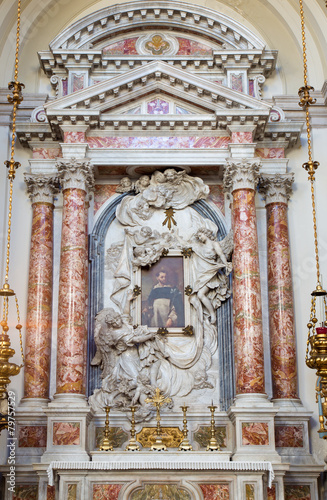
23, 174, 58, 399
259, 174, 298, 399
56, 159, 94, 395
224, 160, 265, 394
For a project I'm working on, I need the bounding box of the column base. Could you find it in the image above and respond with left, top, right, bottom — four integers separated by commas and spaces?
228, 393, 281, 463
41, 393, 94, 463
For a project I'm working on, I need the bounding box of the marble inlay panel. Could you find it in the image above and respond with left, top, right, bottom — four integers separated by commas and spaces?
103, 37, 138, 55
199, 484, 229, 499
245, 484, 255, 500
52, 422, 80, 446
176, 37, 213, 55
256, 148, 285, 159
285, 485, 311, 500
193, 425, 227, 448
268, 485, 276, 500
33, 148, 61, 159
93, 484, 122, 500
95, 427, 128, 449
275, 425, 304, 447
131, 485, 190, 500
64, 131, 86, 143
87, 136, 231, 149
94, 184, 118, 214
231, 131, 253, 144
231, 73, 243, 92
72, 73, 84, 92
13, 485, 38, 500
242, 422, 269, 446
18, 425, 47, 448
67, 484, 77, 500
47, 485, 55, 500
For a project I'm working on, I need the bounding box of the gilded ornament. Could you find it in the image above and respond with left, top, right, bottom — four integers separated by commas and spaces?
162, 208, 177, 230
182, 325, 194, 336
184, 286, 193, 296
182, 248, 193, 258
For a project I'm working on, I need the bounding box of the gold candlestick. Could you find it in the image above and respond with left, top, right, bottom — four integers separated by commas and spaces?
206, 402, 220, 451
99, 406, 113, 451
178, 403, 193, 451
126, 406, 140, 451
145, 387, 171, 451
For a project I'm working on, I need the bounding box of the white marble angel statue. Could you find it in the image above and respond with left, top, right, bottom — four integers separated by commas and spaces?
191, 227, 233, 323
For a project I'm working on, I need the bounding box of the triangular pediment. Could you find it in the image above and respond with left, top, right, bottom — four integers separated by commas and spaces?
45, 61, 271, 119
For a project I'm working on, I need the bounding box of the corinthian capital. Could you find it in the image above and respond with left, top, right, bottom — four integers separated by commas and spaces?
258, 173, 294, 205
223, 159, 261, 192
24, 173, 59, 204
56, 158, 94, 192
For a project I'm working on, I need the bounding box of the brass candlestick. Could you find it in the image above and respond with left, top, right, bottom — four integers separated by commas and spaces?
145, 387, 172, 451
99, 406, 113, 451
178, 403, 193, 451
206, 402, 220, 451
126, 406, 140, 451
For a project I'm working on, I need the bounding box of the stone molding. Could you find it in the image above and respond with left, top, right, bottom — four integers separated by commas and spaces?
223, 159, 261, 192
56, 158, 94, 192
24, 173, 59, 204
258, 173, 294, 205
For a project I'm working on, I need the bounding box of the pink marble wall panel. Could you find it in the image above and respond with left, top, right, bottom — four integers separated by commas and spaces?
176, 37, 213, 55
25, 203, 53, 399
231, 73, 243, 92
93, 484, 122, 500
275, 425, 304, 447
47, 485, 56, 500
53, 422, 80, 445
64, 131, 86, 143
231, 131, 253, 144
256, 148, 285, 159
147, 98, 169, 114
87, 136, 230, 149
94, 184, 119, 213
33, 147, 61, 159
209, 185, 225, 215
13, 485, 38, 500
72, 73, 85, 92
199, 484, 230, 499
267, 203, 298, 399
18, 425, 47, 447
62, 78, 68, 96
242, 422, 269, 445
285, 485, 311, 500
103, 37, 138, 55
232, 189, 265, 394
268, 485, 276, 500
56, 188, 87, 394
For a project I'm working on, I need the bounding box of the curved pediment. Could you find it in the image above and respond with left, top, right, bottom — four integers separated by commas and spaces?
49, 1, 265, 52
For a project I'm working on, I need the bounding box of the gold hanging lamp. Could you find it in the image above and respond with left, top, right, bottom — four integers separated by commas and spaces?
298, 0, 327, 438
0, 0, 25, 433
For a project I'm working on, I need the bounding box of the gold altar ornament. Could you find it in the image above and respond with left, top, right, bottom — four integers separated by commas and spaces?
179, 403, 193, 451
99, 406, 113, 451
126, 406, 141, 451
0, 0, 25, 432
207, 402, 221, 451
145, 387, 172, 451
136, 426, 184, 448
297, 0, 327, 437
182, 326, 194, 336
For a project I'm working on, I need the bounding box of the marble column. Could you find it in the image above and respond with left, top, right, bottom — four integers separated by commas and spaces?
55, 159, 94, 395
259, 173, 298, 399
23, 174, 58, 400
223, 160, 265, 395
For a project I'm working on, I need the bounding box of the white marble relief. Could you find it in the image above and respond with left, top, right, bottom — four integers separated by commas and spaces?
89, 169, 233, 415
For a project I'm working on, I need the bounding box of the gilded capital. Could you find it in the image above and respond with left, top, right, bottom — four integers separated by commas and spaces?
258, 173, 294, 205
24, 173, 59, 204
56, 158, 94, 192
223, 159, 261, 193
